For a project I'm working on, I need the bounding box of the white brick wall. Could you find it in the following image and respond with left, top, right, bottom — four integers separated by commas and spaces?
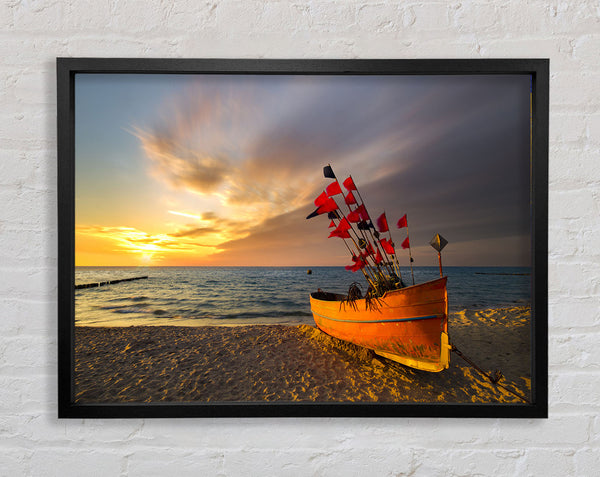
1, 1, 598, 475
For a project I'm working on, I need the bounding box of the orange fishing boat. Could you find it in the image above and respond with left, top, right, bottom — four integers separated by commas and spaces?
307, 164, 451, 372
310, 277, 451, 372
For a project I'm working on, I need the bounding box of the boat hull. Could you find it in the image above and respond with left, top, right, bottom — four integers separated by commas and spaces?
310, 277, 450, 372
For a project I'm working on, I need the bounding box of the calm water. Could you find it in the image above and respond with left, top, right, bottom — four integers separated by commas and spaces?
75, 266, 531, 327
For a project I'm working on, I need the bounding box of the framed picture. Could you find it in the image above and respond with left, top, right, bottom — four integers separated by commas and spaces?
58, 58, 548, 418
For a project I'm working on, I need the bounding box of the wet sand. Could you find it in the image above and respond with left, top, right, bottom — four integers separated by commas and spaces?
74, 306, 531, 404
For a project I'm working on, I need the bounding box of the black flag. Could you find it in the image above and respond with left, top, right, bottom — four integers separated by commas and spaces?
323, 165, 335, 179
306, 207, 321, 219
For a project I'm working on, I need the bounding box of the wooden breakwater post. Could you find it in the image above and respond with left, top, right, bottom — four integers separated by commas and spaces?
75, 276, 149, 290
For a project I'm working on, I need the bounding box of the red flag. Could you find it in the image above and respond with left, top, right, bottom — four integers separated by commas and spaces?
356, 204, 369, 221
376, 212, 389, 233
345, 258, 365, 272
401, 237, 410, 249
318, 197, 338, 213
314, 191, 328, 207
347, 209, 361, 223
380, 238, 395, 255
328, 220, 335, 228
344, 191, 357, 205
329, 217, 352, 238
397, 214, 408, 229
336, 217, 351, 231
374, 248, 383, 264
328, 228, 351, 239
326, 181, 342, 196
343, 176, 357, 191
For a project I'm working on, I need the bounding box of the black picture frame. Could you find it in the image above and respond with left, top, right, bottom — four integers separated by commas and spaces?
57, 58, 548, 418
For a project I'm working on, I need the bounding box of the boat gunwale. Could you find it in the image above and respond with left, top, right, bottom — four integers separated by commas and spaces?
310, 276, 448, 304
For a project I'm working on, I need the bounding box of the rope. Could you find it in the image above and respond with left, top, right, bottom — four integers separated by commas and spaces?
451, 345, 530, 404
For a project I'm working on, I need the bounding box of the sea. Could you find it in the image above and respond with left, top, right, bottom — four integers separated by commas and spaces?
75, 266, 531, 327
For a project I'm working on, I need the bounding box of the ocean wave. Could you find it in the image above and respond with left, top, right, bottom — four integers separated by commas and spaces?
113, 307, 153, 314
210, 310, 312, 320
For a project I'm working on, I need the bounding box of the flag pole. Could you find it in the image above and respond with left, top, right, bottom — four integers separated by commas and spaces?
332, 215, 378, 285
324, 166, 388, 281
382, 209, 403, 281
344, 174, 397, 279
405, 219, 415, 285
429, 233, 448, 279
324, 198, 379, 286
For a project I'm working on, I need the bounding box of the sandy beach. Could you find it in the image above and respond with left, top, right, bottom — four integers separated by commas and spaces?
74, 306, 531, 404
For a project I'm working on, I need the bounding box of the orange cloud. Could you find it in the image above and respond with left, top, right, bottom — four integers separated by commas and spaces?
76, 225, 217, 266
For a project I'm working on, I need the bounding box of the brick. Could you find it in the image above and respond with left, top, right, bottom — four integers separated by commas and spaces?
0, 187, 56, 227
0, 36, 69, 67
162, 2, 219, 32
126, 449, 223, 477
0, 108, 48, 147
98, 1, 165, 33
63, 419, 146, 445
30, 450, 123, 477
549, 146, 600, 186
549, 261, 600, 298
551, 332, 600, 369
548, 224, 582, 257
552, 71, 600, 107
0, 335, 56, 374
12, 0, 66, 31
0, 376, 47, 414
543, 1, 600, 35
519, 449, 576, 476
572, 34, 600, 67
13, 68, 55, 105
452, 2, 502, 34
549, 297, 600, 328
549, 189, 598, 221
413, 449, 523, 477
587, 113, 600, 145
409, 3, 453, 31
356, 4, 402, 33
308, 2, 357, 33
551, 373, 600, 407
575, 448, 600, 476
592, 415, 600, 445
1, 298, 54, 335
550, 113, 587, 144
582, 225, 600, 256
63, 1, 114, 30
494, 415, 590, 446
0, 449, 32, 477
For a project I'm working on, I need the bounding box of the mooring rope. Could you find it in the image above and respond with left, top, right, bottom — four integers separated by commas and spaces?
451, 344, 531, 404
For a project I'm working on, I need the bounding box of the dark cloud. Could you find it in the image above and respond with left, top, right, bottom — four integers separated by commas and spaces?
133, 74, 531, 266
211, 75, 532, 266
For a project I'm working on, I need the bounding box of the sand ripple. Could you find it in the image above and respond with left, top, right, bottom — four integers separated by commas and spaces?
74, 306, 531, 404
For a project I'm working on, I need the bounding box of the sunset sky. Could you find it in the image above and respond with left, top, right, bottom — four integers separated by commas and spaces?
75, 73, 531, 267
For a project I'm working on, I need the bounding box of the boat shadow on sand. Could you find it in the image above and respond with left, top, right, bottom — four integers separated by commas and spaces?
297, 305, 531, 404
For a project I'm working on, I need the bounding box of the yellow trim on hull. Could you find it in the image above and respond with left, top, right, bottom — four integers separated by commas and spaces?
375, 332, 451, 373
